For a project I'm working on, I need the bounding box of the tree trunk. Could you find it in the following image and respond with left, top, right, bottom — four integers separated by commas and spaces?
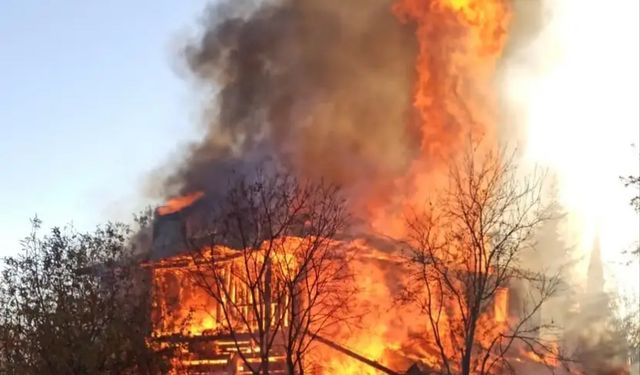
461, 309, 480, 375
286, 294, 297, 375
286, 353, 295, 375
261, 258, 272, 375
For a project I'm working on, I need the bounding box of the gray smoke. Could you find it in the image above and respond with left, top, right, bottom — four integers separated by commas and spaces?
162, 0, 419, 213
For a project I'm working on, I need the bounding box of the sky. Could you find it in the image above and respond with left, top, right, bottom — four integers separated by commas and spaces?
0, 0, 210, 256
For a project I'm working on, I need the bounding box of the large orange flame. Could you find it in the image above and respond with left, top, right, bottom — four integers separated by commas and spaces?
370, 0, 511, 237
393, 0, 510, 153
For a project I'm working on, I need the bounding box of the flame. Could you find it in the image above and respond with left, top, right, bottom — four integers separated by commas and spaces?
320, 250, 400, 374
151, 239, 298, 338
150, 238, 568, 374
157, 191, 204, 216
150, 238, 409, 373
494, 287, 509, 323
511, 341, 561, 369
144, 0, 577, 373
371, 0, 514, 368
369, 0, 511, 237
324, 337, 388, 375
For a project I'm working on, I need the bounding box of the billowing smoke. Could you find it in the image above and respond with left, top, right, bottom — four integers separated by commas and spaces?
162, 0, 419, 214
146, 0, 638, 372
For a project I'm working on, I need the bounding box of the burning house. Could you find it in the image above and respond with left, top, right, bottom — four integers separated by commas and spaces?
149, 244, 291, 374
145, 193, 417, 374
140, 0, 589, 373
145, 190, 549, 374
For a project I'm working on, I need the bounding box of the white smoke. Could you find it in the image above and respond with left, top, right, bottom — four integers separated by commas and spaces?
501, 0, 639, 300
500, 1, 640, 373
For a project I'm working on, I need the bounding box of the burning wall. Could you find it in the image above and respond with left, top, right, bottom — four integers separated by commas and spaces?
147, 221, 544, 374
150, 245, 289, 374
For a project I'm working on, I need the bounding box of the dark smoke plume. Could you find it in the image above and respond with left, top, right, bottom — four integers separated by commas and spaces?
162, 0, 418, 212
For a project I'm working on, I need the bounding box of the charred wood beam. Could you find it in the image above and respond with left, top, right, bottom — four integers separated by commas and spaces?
314, 334, 401, 375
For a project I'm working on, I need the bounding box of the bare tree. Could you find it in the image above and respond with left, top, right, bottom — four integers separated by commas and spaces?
620, 173, 639, 259
618, 158, 640, 367
621, 174, 640, 214
402, 145, 564, 375
180, 173, 353, 374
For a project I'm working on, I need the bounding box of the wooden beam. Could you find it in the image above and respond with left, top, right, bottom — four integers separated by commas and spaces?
314, 334, 401, 375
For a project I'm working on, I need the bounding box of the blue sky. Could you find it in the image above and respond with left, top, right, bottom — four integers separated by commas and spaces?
0, 0, 210, 255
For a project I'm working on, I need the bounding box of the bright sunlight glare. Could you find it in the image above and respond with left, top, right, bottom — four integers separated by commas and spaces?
507, 0, 639, 299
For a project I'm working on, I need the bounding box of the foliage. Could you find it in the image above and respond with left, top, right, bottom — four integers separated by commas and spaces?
620, 174, 640, 258
0, 216, 166, 375
620, 175, 640, 213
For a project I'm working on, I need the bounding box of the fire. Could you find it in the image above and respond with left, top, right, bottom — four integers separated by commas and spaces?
144, 0, 582, 373
151, 239, 301, 338
369, 0, 511, 236
397, 0, 510, 165
510, 341, 562, 371
149, 236, 413, 374
324, 337, 387, 375
149, 231, 566, 374
320, 249, 400, 374
157, 191, 204, 216
494, 287, 508, 323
